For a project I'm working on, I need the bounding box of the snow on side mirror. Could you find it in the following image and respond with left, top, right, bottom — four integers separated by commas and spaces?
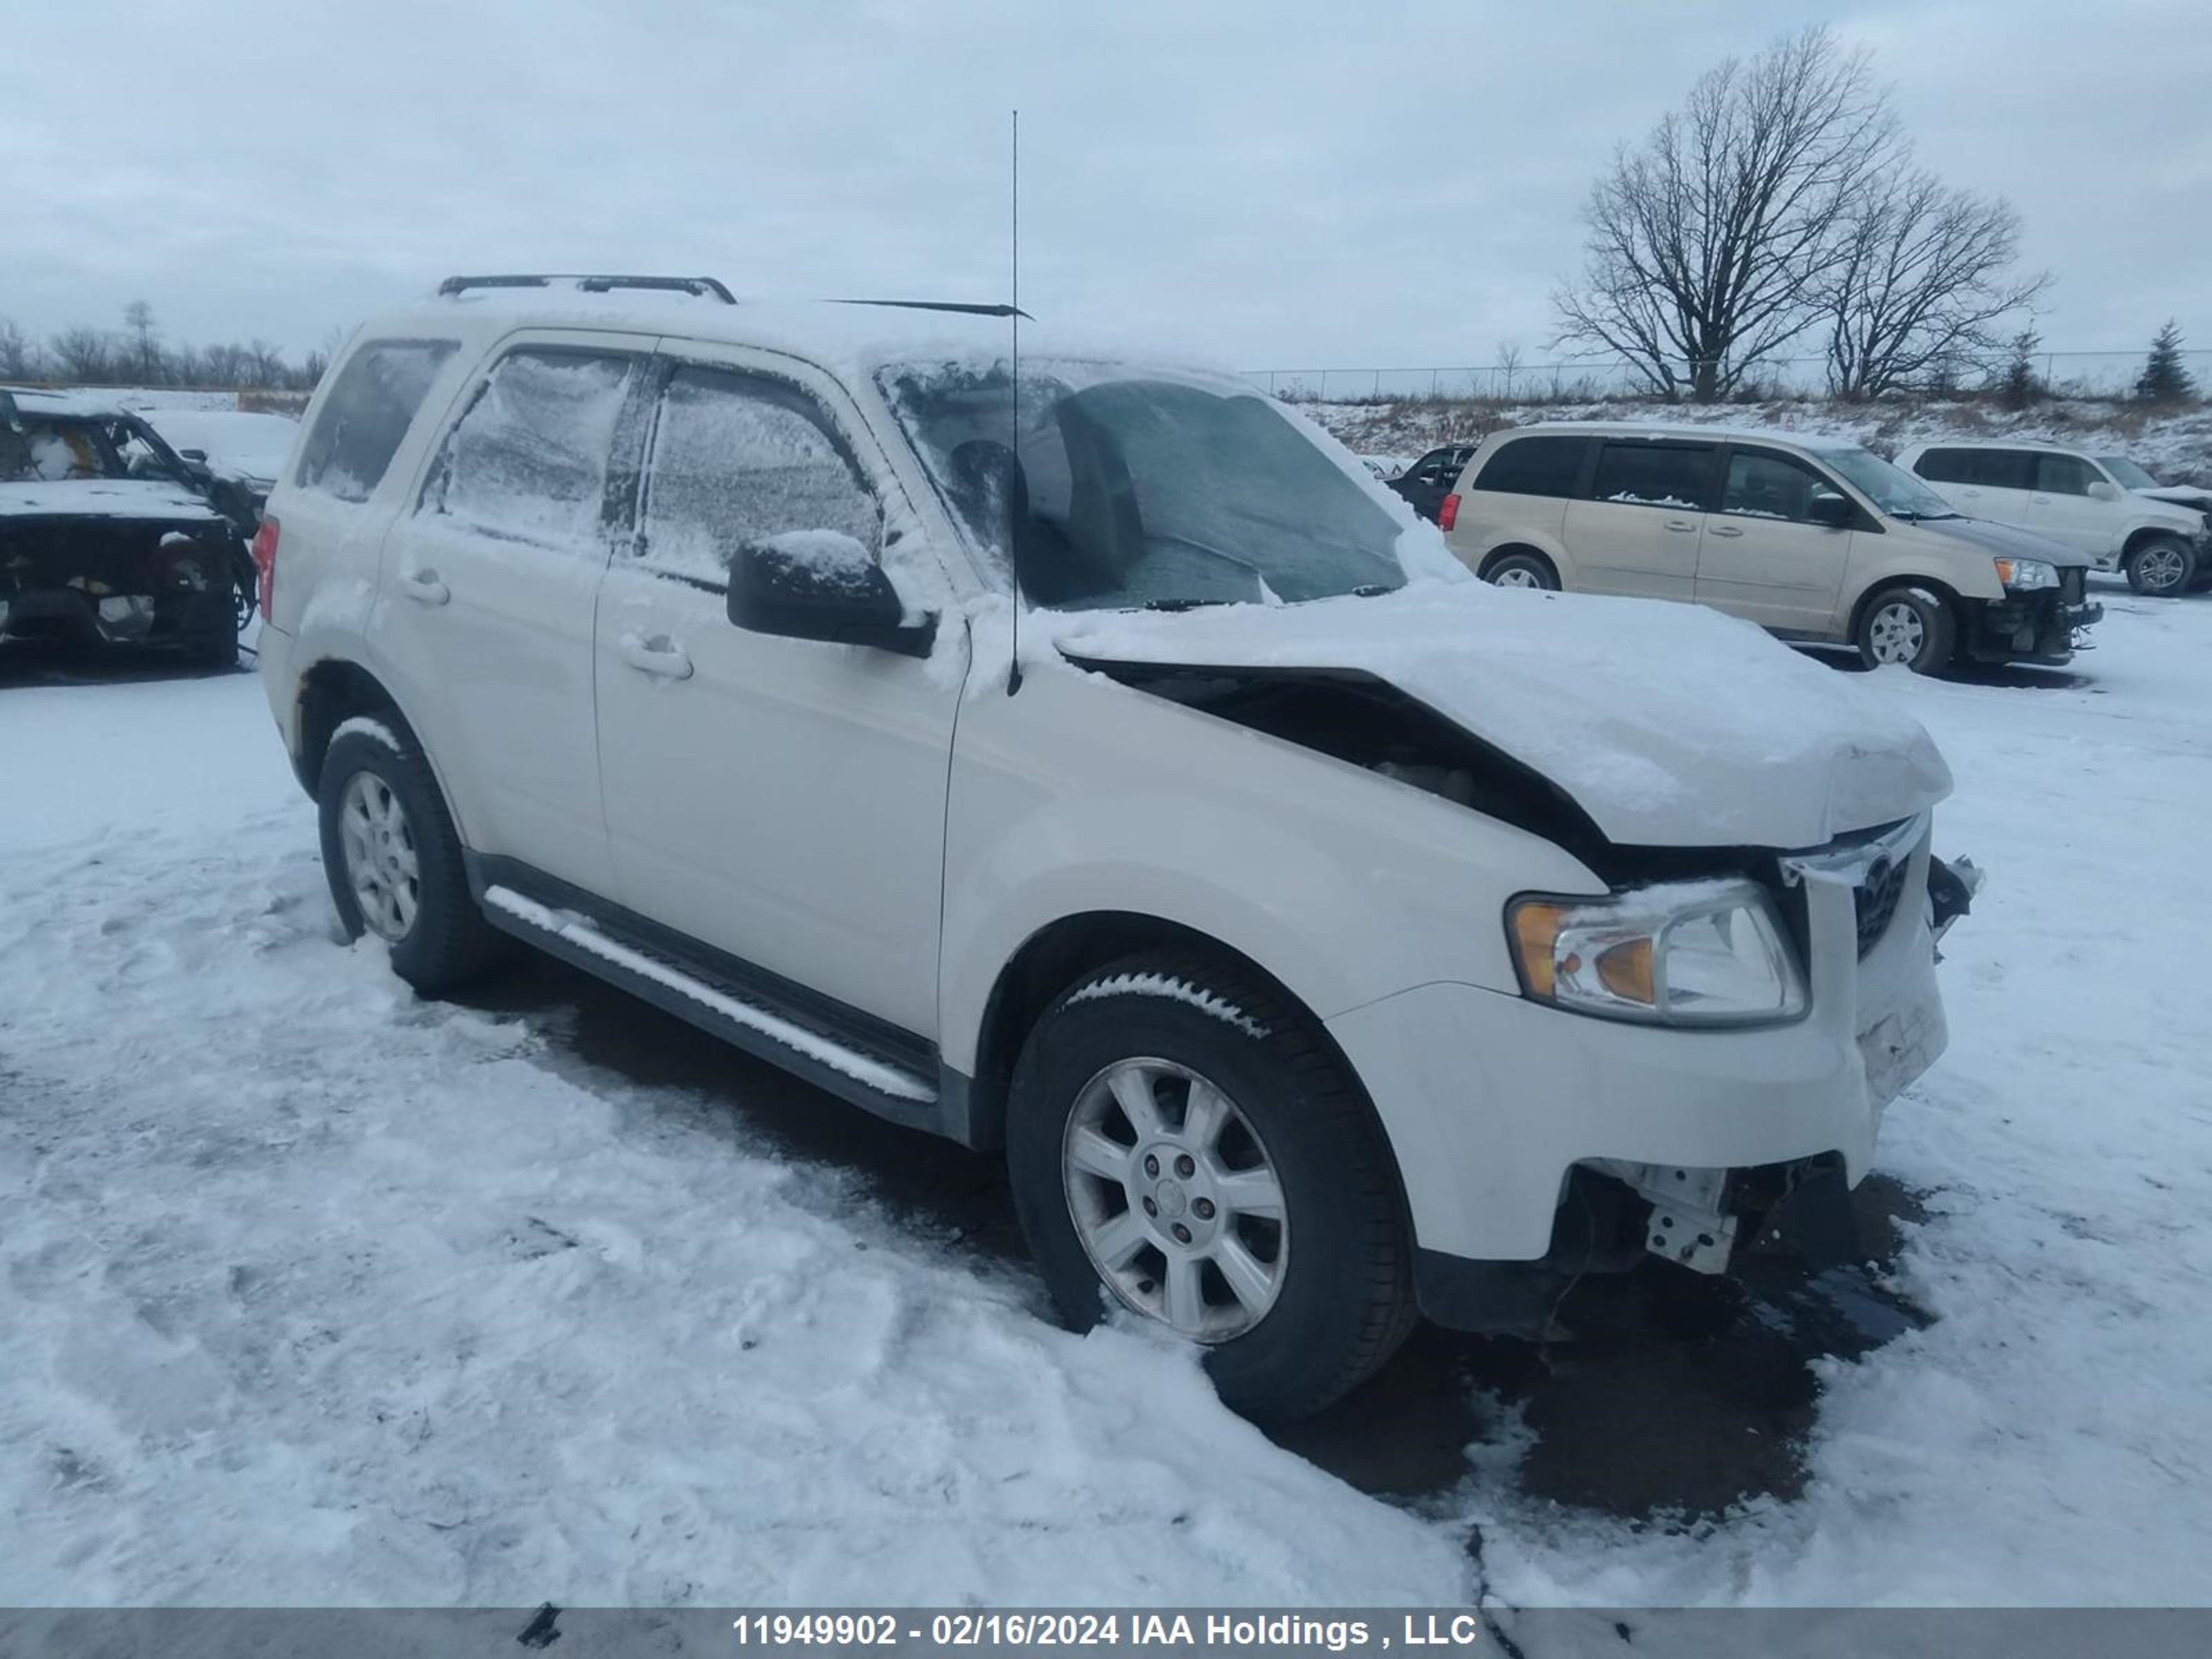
727, 531, 937, 658
2087, 480, 2121, 501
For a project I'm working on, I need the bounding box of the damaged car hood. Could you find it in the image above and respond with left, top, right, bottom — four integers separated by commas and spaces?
0, 480, 224, 524
1053, 583, 1953, 851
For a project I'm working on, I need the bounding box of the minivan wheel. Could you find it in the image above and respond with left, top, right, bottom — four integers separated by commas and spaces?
1006, 950, 1415, 1423
1482, 550, 1559, 590
316, 724, 508, 994
1856, 585, 1955, 673
2124, 536, 2195, 597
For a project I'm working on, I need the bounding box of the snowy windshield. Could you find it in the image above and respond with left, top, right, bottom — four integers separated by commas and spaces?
1815, 446, 1959, 520
2097, 456, 2157, 489
880, 360, 1407, 610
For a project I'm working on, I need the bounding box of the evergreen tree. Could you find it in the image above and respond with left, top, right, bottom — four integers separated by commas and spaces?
2000, 328, 2043, 409
2135, 320, 2196, 402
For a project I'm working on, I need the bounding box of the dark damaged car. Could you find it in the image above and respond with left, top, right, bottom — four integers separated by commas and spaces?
1, 388, 252, 663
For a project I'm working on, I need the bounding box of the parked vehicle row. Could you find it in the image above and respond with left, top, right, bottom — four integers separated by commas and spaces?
256, 275, 1978, 1421
1442, 424, 2103, 673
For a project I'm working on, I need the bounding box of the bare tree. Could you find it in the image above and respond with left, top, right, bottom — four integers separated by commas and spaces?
245, 338, 285, 387
1818, 170, 2045, 398
0, 315, 41, 379
1554, 27, 1897, 401
123, 300, 162, 384
1494, 340, 1524, 401
49, 327, 119, 382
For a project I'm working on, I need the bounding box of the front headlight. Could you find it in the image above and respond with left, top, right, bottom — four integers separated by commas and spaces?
1993, 556, 2059, 590
1508, 879, 1806, 1027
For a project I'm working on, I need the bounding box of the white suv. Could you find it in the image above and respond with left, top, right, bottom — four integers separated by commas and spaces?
255, 276, 1975, 1420
1895, 440, 2209, 596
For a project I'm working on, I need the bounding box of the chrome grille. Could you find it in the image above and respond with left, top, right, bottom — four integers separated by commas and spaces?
1854, 856, 1909, 957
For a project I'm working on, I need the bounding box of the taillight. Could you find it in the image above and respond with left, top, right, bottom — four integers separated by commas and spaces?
1438, 492, 1461, 532
251, 516, 281, 618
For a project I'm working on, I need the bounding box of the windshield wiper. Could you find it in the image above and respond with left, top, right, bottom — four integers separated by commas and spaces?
1141, 597, 1238, 612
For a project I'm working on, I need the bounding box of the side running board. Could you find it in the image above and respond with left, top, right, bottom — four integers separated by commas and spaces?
481, 885, 941, 1129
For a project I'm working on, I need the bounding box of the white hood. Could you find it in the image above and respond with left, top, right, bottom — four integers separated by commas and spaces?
1052, 583, 1953, 850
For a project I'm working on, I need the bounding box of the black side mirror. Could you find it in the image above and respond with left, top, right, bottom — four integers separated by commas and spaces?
727, 534, 936, 658
1808, 491, 1853, 529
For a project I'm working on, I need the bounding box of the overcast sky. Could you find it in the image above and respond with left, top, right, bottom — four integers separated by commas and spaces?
4, 0, 2206, 375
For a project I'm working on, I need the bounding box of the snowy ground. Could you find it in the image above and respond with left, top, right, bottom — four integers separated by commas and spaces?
2, 588, 2209, 1619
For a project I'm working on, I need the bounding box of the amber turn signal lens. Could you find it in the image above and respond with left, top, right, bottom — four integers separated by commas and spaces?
1512, 903, 1562, 998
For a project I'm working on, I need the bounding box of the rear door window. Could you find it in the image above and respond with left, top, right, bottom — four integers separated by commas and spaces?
1474, 435, 1586, 497
296, 339, 457, 502
636, 364, 882, 588
2036, 453, 2099, 496
1590, 442, 1715, 509
419, 348, 644, 554
1917, 448, 2034, 490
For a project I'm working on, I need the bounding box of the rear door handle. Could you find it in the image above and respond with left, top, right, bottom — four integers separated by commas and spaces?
618, 631, 693, 681
1664, 519, 1698, 533
397, 570, 449, 606
1708, 524, 1745, 538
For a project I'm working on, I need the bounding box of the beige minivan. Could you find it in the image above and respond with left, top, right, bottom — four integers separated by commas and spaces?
1442, 422, 2103, 673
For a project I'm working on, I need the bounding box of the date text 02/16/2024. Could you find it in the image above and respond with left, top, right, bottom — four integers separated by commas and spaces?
729, 1613, 1488, 1651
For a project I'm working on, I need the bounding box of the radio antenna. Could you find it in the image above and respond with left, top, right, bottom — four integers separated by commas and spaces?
1006, 107, 1024, 695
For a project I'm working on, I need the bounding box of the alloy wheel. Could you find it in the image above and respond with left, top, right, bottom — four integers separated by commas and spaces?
338, 771, 420, 941
1061, 1057, 1288, 1341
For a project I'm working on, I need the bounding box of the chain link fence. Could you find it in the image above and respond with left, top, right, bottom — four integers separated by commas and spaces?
1248, 350, 2212, 404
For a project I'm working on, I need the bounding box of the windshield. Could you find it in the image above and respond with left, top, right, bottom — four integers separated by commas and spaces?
1815, 446, 1960, 519
880, 359, 1407, 610
2097, 455, 2157, 489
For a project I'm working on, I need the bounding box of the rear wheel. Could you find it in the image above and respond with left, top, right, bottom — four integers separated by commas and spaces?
1006, 950, 1415, 1422
2124, 535, 2195, 597
1856, 585, 1955, 673
1481, 550, 1559, 590
317, 724, 507, 993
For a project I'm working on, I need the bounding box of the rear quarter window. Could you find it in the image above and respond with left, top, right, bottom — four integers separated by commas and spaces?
1473, 435, 1586, 498
1915, 448, 2035, 490
296, 339, 458, 502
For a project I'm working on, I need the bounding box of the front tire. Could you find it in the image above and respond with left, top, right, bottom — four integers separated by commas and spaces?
1856, 585, 1955, 673
1006, 950, 1415, 1422
2124, 535, 2196, 597
316, 724, 507, 994
1481, 550, 1559, 590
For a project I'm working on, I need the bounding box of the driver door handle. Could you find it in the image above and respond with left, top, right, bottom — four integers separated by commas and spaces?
618, 632, 693, 681
1664, 518, 1698, 533
1708, 524, 1745, 538
397, 570, 449, 606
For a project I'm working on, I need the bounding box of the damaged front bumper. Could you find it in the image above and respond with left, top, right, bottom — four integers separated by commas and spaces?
1356, 831, 1980, 1335
1962, 585, 2102, 666
1, 520, 238, 648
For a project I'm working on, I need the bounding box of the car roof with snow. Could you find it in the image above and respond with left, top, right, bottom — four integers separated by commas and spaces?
1488, 419, 1873, 453
2, 386, 138, 422
351, 276, 1235, 386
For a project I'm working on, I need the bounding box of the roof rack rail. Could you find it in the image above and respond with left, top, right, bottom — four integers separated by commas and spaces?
839, 299, 1032, 320
437, 273, 737, 303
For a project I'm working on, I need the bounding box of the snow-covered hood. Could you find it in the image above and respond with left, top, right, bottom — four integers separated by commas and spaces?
1919, 513, 2093, 568
2136, 485, 2212, 517
0, 479, 223, 523
1053, 583, 1952, 850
